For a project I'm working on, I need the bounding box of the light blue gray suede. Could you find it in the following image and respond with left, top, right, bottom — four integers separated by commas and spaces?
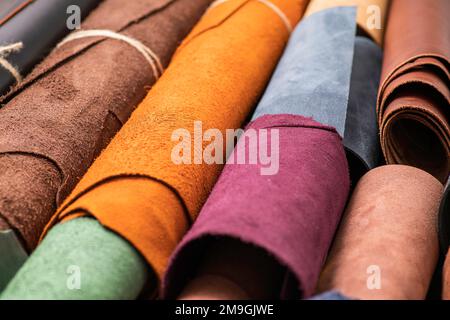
251, 6, 357, 136
251, 6, 382, 182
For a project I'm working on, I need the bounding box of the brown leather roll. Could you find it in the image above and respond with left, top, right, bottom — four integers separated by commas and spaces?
377, 0, 450, 183
318, 165, 443, 300
0, 0, 212, 251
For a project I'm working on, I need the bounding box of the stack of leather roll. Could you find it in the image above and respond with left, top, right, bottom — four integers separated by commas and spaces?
0, 0, 449, 301
377, 0, 450, 183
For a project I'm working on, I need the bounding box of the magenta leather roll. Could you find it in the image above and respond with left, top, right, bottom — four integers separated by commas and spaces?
163, 114, 350, 299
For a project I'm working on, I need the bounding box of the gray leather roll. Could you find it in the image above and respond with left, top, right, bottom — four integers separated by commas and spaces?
251, 7, 382, 184
345, 36, 383, 183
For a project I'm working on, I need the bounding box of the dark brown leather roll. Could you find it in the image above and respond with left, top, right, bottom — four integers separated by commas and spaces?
377, 0, 450, 183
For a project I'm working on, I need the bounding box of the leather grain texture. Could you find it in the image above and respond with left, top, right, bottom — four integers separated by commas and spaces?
163, 115, 350, 299
252, 7, 382, 184
0, 0, 212, 251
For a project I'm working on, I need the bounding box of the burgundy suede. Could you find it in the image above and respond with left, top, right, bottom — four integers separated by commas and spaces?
163, 114, 350, 299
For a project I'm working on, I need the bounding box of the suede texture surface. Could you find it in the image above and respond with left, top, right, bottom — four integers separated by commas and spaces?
1, 218, 148, 300
377, 0, 450, 183
163, 115, 350, 299
0, 0, 212, 251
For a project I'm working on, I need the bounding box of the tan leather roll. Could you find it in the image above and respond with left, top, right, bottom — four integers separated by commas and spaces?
377, 0, 450, 183
318, 165, 443, 300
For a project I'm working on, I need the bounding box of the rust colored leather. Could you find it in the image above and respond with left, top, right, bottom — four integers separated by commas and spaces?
318, 165, 443, 300
377, 0, 450, 183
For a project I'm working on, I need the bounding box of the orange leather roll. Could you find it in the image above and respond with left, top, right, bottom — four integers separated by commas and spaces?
318, 165, 443, 300
304, 0, 389, 46
41, 0, 307, 291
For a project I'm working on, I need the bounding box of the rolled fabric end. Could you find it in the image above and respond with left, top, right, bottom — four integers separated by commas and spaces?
318, 165, 443, 300
163, 114, 350, 299
378, 73, 450, 183
377, 0, 450, 183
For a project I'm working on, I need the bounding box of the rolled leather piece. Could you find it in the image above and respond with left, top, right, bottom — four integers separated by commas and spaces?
377, 0, 450, 183
252, 6, 382, 184
40, 0, 306, 295
439, 177, 450, 254
163, 115, 350, 299
0, 0, 101, 95
344, 37, 382, 182
304, 0, 390, 47
318, 165, 443, 300
1, 218, 149, 300
0, 229, 27, 292
0, 0, 212, 252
